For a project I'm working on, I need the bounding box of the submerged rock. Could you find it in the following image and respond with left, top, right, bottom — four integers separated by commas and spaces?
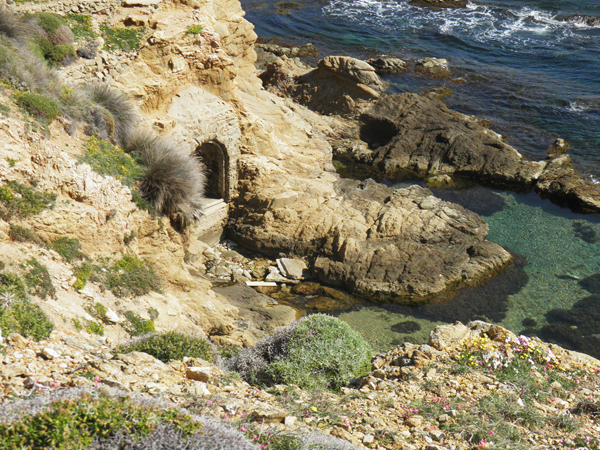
366, 57, 407, 75
414, 58, 451, 79
409, 0, 468, 8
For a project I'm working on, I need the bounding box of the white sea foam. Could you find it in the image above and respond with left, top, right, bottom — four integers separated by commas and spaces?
323, 0, 594, 49
567, 101, 588, 113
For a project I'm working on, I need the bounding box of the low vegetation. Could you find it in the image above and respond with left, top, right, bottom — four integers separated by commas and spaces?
115, 331, 214, 363
227, 315, 372, 391
8, 224, 43, 245
100, 23, 145, 52
22, 257, 56, 299
90, 254, 161, 298
49, 237, 85, 262
0, 271, 53, 340
0, 181, 56, 219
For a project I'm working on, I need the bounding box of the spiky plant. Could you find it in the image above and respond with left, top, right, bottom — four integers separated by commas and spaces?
85, 83, 138, 146
0, 292, 15, 310
126, 130, 205, 229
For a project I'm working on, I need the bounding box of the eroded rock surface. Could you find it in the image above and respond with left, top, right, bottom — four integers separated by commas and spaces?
261, 55, 386, 116
229, 178, 512, 301
359, 93, 600, 213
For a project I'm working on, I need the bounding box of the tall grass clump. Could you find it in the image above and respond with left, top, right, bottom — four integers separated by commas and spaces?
126, 130, 205, 229
85, 82, 138, 146
0, 7, 34, 43
227, 314, 372, 391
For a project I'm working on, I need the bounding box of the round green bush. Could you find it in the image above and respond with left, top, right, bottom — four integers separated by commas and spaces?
228, 314, 372, 391
16, 92, 60, 123
115, 331, 214, 363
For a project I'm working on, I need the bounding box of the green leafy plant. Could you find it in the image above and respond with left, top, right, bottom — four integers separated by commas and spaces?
72, 317, 83, 331
80, 136, 141, 187
100, 23, 145, 52
90, 254, 160, 298
16, 92, 61, 123
49, 237, 85, 262
115, 331, 214, 363
22, 257, 56, 299
185, 24, 204, 35
6, 157, 16, 166
0, 181, 56, 219
123, 310, 155, 336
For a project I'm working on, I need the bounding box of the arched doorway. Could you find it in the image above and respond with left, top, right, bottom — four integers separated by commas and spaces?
196, 139, 230, 201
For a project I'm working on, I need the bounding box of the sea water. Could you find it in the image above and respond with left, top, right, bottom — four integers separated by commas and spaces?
240, 0, 600, 354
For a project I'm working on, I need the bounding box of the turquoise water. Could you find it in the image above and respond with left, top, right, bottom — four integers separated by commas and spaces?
339, 189, 600, 355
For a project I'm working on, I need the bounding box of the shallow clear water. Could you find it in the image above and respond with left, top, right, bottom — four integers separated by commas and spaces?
339, 189, 600, 353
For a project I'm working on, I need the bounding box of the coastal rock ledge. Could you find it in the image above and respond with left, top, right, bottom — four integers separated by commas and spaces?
360, 93, 600, 213
229, 178, 512, 301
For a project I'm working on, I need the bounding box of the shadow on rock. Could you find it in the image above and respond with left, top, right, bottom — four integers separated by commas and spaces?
430, 186, 506, 217
579, 274, 600, 294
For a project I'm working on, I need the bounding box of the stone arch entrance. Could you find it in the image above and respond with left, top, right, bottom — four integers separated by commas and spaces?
196, 139, 232, 202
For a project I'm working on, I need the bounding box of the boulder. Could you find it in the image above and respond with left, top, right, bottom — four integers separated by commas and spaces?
261, 56, 386, 116
229, 178, 512, 302
367, 57, 407, 74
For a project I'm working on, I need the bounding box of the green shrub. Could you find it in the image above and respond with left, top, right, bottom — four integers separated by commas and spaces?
100, 23, 145, 53
115, 331, 213, 363
123, 310, 155, 336
0, 272, 53, 340
22, 257, 56, 299
30, 12, 66, 34
227, 315, 372, 391
16, 91, 60, 122
9, 224, 43, 246
72, 317, 83, 331
49, 237, 84, 262
72, 261, 92, 291
85, 301, 108, 323
185, 24, 204, 35
87, 320, 104, 335
80, 136, 141, 187
0, 181, 56, 219
0, 390, 205, 449
0, 298, 54, 340
65, 14, 97, 41
90, 254, 160, 298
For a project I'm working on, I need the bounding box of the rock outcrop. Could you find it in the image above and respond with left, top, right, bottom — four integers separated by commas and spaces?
261, 55, 386, 116
359, 93, 600, 213
229, 177, 511, 301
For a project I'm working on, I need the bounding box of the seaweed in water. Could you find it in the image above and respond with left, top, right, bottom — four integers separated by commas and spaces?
535, 295, 600, 360
578, 274, 600, 294
573, 221, 599, 244
430, 186, 506, 217
390, 321, 421, 334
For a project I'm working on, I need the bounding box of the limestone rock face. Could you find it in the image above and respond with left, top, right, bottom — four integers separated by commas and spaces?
229, 178, 512, 301
360, 93, 600, 213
